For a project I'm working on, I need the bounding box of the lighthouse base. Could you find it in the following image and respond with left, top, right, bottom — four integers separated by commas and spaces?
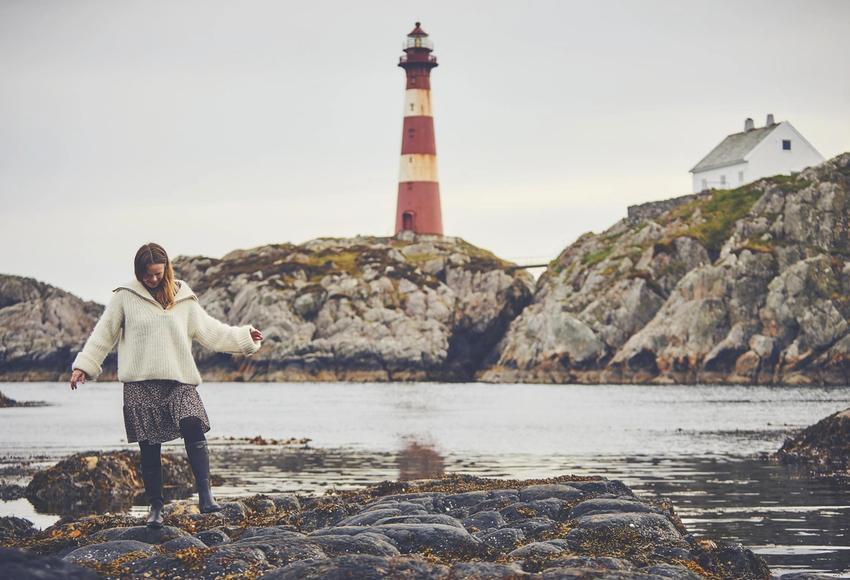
395, 182, 443, 235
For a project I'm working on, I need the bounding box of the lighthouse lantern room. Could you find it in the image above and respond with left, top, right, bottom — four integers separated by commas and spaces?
395, 22, 443, 235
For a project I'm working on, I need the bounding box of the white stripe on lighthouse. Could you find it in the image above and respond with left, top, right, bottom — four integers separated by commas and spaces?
403, 89, 433, 117
399, 154, 439, 182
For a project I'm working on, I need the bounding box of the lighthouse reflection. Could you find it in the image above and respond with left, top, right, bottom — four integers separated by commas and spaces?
397, 438, 446, 481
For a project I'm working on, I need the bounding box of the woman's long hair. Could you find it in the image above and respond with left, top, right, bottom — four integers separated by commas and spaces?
134, 243, 177, 310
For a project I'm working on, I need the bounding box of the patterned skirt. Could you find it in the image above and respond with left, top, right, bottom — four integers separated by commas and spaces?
123, 379, 211, 444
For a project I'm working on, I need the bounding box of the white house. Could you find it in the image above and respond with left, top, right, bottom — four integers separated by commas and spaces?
690, 114, 824, 193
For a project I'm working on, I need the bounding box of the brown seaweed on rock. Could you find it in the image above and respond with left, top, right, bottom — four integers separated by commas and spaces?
25, 450, 195, 517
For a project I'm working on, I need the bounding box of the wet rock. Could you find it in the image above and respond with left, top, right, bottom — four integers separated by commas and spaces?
518, 484, 584, 502
89, 524, 189, 545
447, 561, 529, 578
507, 539, 570, 559
335, 507, 405, 526
25, 450, 193, 517
231, 534, 327, 567
568, 497, 662, 519
0, 390, 48, 407
124, 545, 268, 579
462, 509, 507, 532
161, 535, 208, 552
195, 527, 231, 546
372, 513, 466, 528
691, 540, 771, 579
0, 547, 99, 579
640, 563, 703, 578
63, 539, 157, 565
0, 483, 27, 501
308, 532, 401, 557
258, 553, 451, 579
567, 512, 687, 553
541, 555, 635, 571
474, 527, 525, 553
512, 516, 560, 540
775, 407, 850, 478
0, 516, 35, 542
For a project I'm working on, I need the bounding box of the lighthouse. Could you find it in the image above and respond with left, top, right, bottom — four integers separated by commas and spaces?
395, 22, 443, 235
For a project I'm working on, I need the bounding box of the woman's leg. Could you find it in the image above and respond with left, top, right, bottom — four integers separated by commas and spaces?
138, 440, 164, 528
180, 417, 221, 513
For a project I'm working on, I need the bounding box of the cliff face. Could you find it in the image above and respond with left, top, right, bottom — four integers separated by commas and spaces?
173, 233, 534, 382
0, 276, 107, 380
480, 153, 850, 385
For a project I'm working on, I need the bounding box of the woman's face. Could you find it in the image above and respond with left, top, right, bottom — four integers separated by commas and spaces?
142, 263, 165, 289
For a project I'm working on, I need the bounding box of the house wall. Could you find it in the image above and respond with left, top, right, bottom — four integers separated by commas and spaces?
691, 122, 825, 193
691, 162, 748, 192
746, 121, 825, 182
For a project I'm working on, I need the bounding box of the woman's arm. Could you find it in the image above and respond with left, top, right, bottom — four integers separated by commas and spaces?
71, 291, 124, 381
189, 300, 262, 356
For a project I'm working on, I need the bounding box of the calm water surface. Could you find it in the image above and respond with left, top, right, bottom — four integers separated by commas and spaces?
1, 381, 849, 577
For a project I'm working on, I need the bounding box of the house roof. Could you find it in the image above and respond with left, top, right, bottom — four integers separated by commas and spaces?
690, 123, 779, 173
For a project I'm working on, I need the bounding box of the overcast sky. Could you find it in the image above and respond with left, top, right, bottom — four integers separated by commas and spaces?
2, 0, 849, 304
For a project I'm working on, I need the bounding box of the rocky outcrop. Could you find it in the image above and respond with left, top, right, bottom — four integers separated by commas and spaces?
0, 234, 533, 382
3, 473, 771, 579
172, 233, 534, 382
26, 451, 195, 517
481, 152, 850, 385
775, 407, 850, 480
0, 275, 108, 381
0, 390, 47, 407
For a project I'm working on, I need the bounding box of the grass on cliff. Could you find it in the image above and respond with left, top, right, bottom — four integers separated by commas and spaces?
664, 184, 763, 254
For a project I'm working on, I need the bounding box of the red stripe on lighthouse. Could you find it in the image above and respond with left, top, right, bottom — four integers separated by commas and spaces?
401, 116, 436, 155
396, 182, 443, 234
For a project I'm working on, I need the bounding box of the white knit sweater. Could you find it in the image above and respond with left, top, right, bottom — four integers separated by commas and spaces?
71, 278, 262, 385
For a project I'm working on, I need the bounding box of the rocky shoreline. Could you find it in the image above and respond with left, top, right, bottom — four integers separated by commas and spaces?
1, 473, 777, 579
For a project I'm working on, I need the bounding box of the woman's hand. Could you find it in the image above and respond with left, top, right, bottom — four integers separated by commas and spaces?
70, 369, 88, 390
250, 327, 264, 342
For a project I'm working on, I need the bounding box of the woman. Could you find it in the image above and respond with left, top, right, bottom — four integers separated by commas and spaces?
69, 242, 264, 528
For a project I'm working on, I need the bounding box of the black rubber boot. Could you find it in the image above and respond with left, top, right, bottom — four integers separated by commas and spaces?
139, 463, 164, 528
184, 440, 222, 513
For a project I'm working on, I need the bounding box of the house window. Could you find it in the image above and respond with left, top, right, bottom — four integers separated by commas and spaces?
701, 178, 707, 190
720, 175, 726, 186
738, 171, 744, 183
782, 139, 791, 150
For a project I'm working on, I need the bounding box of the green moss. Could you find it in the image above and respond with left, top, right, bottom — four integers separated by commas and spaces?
582, 246, 614, 267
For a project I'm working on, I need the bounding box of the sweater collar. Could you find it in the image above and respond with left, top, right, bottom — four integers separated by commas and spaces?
114, 278, 197, 307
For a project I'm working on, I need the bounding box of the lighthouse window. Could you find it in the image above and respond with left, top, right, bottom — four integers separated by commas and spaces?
410, 103, 415, 112
782, 139, 791, 150
408, 128, 415, 139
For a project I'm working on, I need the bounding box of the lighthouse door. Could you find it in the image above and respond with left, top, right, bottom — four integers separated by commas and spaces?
402, 211, 415, 231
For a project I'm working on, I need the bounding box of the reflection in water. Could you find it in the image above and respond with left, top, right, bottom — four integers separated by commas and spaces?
397, 439, 446, 481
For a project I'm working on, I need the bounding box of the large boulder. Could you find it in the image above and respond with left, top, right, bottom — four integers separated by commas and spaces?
26, 450, 194, 516
775, 407, 850, 478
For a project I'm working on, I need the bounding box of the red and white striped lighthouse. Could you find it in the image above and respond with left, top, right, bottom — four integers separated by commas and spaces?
395, 22, 443, 235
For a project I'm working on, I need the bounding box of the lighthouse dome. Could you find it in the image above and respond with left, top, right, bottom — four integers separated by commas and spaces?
404, 22, 434, 50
